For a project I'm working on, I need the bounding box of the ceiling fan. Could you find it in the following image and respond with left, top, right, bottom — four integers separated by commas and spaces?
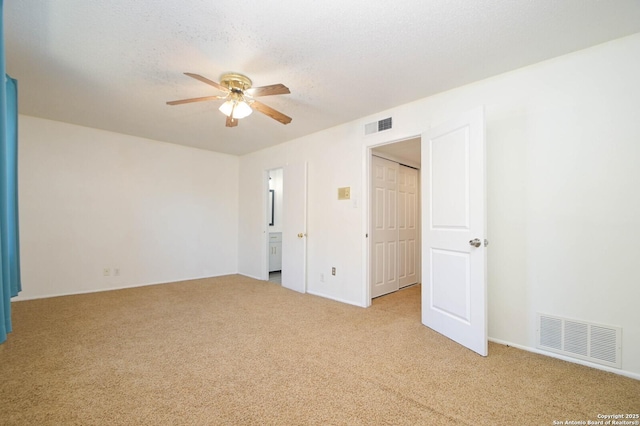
167, 72, 292, 127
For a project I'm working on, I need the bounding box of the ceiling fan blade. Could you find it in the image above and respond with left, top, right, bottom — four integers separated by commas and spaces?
184, 73, 229, 93
226, 116, 238, 127
247, 84, 290, 97
166, 95, 225, 106
250, 100, 292, 125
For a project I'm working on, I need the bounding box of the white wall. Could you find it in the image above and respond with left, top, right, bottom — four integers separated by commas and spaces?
17, 116, 239, 300
239, 33, 640, 377
239, 127, 364, 302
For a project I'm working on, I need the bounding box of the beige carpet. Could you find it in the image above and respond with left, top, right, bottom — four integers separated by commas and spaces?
1, 275, 638, 425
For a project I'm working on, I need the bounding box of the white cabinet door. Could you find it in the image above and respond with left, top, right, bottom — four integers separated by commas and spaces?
421, 107, 487, 356
268, 233, 282, 272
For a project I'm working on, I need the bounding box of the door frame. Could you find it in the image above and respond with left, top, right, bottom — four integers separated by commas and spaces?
365, 135, 422, 305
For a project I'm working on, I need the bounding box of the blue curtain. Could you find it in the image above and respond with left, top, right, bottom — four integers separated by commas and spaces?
1, 0, 22, 344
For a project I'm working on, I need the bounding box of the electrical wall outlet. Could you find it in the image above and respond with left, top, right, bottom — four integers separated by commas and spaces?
331, 267, 336, 276
103, 268, 110, 276
114, 268, 120, 276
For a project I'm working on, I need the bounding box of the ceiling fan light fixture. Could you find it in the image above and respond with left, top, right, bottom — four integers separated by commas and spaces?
218, 100, 234, 117
232, 99, 253, 119
219, 93, 252, 119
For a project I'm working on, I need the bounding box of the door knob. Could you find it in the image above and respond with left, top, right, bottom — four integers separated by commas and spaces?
469, 238, 481, 248
297, 233, 305, 238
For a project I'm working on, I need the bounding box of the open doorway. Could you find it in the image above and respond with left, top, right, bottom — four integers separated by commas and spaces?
264, 163, 308, 293
267, 168, 283, 284
370, 137, 422, 299
365, 108, 487, 356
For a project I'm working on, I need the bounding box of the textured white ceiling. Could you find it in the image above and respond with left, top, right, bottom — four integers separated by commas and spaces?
6, 1, 640, 155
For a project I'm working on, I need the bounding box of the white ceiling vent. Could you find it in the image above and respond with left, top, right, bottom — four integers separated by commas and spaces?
537, 313, 621, 368
365, 117, 393, 135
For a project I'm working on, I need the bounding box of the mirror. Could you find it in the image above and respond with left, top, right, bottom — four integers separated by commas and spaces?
268, 189, 275, 226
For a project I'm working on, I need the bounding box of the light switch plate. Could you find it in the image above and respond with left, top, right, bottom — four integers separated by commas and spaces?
338, 187, 351, 200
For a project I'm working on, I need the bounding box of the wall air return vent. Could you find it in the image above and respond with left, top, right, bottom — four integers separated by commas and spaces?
364, 117, 393, 135
537, 313, 621, 368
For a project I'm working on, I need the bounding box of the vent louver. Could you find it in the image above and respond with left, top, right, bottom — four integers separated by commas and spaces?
378, 117, 392, 131
364, 117, 393, 135
537, 313, 621, 368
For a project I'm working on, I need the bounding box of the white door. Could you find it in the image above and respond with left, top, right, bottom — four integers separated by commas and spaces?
281, 162, 307, 293
371, 156, 399, 298
398, 165, 419, 288
421, 107, 487, 356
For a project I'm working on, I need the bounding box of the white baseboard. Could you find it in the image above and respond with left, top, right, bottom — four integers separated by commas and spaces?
489, 337, 640, 381
12, 273, 238, 301
239, 273, 265, 281
306, 289, 367, 308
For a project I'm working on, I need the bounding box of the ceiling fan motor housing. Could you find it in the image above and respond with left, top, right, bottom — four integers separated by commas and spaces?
220, 73, 252, 92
